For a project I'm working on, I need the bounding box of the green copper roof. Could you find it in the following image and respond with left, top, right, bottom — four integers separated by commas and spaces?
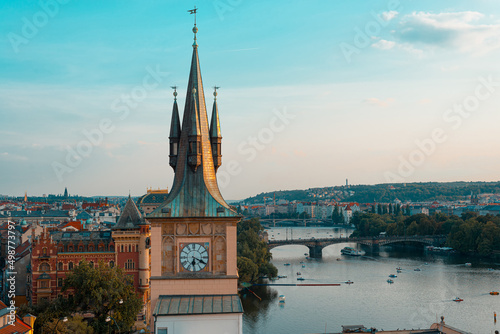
148, 32, 237, 219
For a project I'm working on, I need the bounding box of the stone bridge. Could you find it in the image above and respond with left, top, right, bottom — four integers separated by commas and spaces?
267, 235, 447, 258
259, 218, 349, 227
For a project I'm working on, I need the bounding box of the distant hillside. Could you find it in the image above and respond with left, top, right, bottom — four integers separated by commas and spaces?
242, 181, 500, 204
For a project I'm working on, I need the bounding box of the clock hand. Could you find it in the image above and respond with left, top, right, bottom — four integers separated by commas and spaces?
198, 258, 207, 264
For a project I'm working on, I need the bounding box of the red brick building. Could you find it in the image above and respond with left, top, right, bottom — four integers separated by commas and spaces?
29, 196, 151, 321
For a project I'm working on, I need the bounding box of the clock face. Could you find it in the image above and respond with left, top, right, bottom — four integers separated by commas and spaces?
180, 243, 209, 272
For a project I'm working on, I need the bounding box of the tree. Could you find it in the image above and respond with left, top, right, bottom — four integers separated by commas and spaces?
62, 261, 142, 333
17, 298, 71, 334
332, 205, 344, 225
46, 315, 94, 334
237, 218, 277, 282
237, 256, 258, 282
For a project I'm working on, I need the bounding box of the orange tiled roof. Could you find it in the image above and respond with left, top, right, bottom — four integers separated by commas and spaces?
0, 301, 32, 334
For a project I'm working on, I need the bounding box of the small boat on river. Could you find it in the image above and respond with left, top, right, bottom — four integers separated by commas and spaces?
341, 246, 365, 256
345, 280, 354, 284
490, 291, 499, 295
414, 268, 421, 271
279, 295, 285, 303
387, 279, 394, 284
389, 274, 397, 278
453, 297, 463, 302
297, 277, 305, 281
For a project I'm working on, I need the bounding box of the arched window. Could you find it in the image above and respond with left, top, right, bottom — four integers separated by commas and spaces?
125, 259, 134, 270
68, 262, 74, 270
79, 245, 84, 252
128, 245, 131, 252
121, 245, 123, 252
109, 245, 114, 252
68, 245, 73, 252
57, 262, 63, 271
58, 246, 64, 253
40, 263, 50, 272
98, 244, 104, 251
88, 244, 94, 252
42, 248, 47, 256
109, 261, 114, 268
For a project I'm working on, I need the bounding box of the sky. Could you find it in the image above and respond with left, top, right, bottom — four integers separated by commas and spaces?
1, 0, 500, 200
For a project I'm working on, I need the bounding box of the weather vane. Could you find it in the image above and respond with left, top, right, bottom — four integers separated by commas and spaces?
213, 86, 220, 99
171, 86, 178, 100
188, 6, 198, 45
188, 6, 198, 25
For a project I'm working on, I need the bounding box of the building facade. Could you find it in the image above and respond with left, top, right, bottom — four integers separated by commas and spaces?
29, 199, 151, 323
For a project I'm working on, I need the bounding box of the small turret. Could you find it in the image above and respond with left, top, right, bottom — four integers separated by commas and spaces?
210, 87, 222, 172
169, 87, 181, 170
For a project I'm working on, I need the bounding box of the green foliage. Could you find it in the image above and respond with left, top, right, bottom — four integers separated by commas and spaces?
237, 218, 277, 282
62, 260, 142, 333
349, 210, 500, 256
17, 298, 71, 334
331, 205, 344, 224
241, 181, 500, 204
237, 256, 258, 282
45, 315, 94, 334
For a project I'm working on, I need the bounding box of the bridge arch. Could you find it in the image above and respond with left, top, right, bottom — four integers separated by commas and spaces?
267, 235, 445, 258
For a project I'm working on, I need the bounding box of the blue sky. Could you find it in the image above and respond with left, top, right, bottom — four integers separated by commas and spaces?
1, 0, 500, 200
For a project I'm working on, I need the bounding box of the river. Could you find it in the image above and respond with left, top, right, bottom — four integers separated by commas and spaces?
241, 227, 500, 334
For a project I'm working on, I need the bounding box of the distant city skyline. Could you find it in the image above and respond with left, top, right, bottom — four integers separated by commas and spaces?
1, 1, 500, 199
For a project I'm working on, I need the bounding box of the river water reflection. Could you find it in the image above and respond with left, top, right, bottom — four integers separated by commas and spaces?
242, 227, 500, 334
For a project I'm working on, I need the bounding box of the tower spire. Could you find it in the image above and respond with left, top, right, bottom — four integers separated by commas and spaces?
210, 86, 222, 172
149, 8, 237, 218
169, 86, 181, 170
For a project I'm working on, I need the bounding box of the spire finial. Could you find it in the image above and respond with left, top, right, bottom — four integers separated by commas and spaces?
188, 6, 198, 46
213, 86, 220, 100
171, 86, 178, 100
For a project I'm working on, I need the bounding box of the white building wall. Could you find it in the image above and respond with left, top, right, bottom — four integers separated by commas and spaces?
155, 313, 242, 334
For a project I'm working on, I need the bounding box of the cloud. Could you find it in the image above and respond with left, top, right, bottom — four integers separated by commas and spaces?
364, 98, 395, 108
372, 39, 424, 57
0, 152, 28, 161
397, 11, 500, 54
372, 39, 396, 50
381, 11, 399, 22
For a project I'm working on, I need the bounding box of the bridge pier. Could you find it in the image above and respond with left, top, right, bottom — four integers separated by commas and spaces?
307, 244, 322, 259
